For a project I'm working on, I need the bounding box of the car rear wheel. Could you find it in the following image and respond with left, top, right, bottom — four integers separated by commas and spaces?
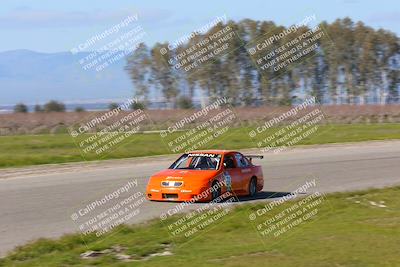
248, 177, 257, 197
211, 181, 221, 201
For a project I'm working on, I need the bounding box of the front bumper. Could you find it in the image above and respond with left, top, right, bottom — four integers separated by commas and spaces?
146, 186, 210, 202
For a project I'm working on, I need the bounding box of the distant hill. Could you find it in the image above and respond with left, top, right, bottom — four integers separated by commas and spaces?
0, 49, 133, 105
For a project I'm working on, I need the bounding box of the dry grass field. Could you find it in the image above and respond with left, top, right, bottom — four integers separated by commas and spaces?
1, 105, 399, 135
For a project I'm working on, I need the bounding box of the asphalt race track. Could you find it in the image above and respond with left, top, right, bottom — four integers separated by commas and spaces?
1, 140, 400, 256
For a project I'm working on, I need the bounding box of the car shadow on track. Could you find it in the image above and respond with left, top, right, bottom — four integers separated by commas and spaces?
148, 191, 303, 203
235, 191, 300, 202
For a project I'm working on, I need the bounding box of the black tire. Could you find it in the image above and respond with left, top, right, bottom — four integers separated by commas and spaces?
211, 181, 221, 201
248, 177, 257, 197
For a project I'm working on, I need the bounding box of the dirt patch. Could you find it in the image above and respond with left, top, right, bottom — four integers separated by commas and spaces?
80, 243, 172, 262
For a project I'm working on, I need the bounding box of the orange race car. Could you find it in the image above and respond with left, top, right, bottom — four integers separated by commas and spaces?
146, 150, 264, 202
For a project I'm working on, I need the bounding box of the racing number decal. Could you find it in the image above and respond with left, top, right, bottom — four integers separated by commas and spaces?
224, 171, 232, 192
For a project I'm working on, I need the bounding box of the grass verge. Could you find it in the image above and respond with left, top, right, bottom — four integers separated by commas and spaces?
1, 186, 399, 266
1, 123, 400, 168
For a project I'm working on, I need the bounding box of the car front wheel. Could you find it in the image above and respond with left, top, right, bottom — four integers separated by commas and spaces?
210, 181, 221, 201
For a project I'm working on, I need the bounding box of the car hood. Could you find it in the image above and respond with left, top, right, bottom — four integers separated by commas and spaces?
150, 169, 219, 182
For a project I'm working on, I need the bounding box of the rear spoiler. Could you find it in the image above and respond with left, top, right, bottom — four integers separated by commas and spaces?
244, 155, 264, 162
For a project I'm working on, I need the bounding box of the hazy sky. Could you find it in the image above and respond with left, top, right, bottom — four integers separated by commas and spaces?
0, 0, 399, 52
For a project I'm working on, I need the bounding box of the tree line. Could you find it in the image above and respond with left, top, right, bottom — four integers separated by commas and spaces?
125, 17, 400, 107
14, 101, 67, 113
13, 101, 140, 113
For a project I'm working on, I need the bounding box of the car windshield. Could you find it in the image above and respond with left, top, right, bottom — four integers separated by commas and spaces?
169, 153, 222, 170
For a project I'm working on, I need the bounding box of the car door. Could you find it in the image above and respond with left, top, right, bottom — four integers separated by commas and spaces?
234, 153, 252, 193
222, 153, 242, 192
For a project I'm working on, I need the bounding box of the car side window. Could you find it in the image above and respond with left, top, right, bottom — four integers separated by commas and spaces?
235, 153, 250, 168
242, 156, 251, 167
223, 155, 236, 169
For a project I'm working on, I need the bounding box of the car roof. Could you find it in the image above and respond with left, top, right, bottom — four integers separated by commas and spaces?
187, 150, 238, 155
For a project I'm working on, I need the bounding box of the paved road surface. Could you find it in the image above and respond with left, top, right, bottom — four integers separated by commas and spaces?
1, 140, 400, 256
